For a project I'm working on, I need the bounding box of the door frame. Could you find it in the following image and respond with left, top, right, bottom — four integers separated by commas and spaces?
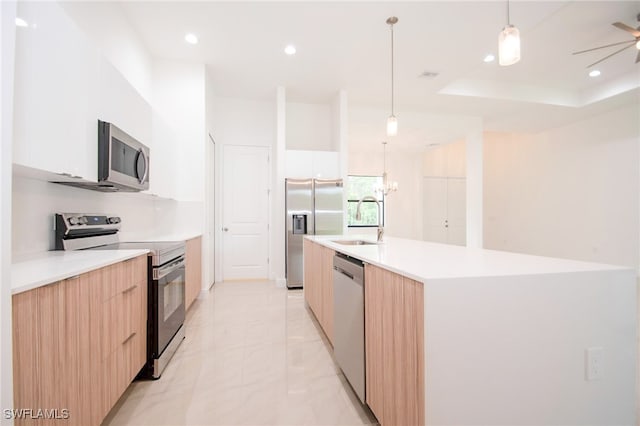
206, 133, 216, 289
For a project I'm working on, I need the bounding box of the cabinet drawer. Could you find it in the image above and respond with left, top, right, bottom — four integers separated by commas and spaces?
102, 262, 124, 301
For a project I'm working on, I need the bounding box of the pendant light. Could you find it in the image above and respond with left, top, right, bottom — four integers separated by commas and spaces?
498, 0, 520, 66
376, 141, 398, 195
386, 17, 398, 136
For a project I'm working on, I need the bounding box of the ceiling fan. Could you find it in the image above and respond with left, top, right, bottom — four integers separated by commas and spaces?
572, 13, 640, 68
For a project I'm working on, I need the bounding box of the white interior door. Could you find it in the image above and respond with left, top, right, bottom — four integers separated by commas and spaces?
423, 177, 448, 244
423, 177, 466, 246
222, 145, 270, 280
447, 178, 467, 246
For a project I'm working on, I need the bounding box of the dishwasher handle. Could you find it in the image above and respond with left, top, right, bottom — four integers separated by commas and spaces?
334, 265, 355, 281
333, 253, 364, 285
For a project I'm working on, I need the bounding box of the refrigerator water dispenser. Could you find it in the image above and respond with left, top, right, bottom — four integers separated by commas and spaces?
292, 214, 307, 235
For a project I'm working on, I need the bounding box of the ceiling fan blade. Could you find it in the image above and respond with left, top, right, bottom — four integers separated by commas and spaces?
636, 49, 640, 63
572, 39, 634, 55
587, 42, 636, 67
612, 22, 640, 38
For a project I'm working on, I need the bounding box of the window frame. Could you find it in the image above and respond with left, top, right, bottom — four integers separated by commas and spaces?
346, 175, 385, 228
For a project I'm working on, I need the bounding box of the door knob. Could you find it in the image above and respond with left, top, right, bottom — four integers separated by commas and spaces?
223, 227, 229, 232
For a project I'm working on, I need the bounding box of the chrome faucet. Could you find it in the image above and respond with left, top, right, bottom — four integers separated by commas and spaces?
355, 195, 384, 242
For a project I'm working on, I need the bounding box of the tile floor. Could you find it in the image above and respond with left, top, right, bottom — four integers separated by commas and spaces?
103, 281, 378, 426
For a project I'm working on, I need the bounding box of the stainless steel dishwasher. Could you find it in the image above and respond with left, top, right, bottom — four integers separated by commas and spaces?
333, 252, 366, 403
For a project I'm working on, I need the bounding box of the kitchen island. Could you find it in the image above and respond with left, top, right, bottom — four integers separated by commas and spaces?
304, 235, 637, 426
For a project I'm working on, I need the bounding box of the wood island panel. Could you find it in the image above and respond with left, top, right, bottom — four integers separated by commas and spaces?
364, 263, 385, 421
304, 240, 335, 345
320, 246, 335, 344
403, 277, 425, 426
364, 263, 425, 426
304, 239, 322, 317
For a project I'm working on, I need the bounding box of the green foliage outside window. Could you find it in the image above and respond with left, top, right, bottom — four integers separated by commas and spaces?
347, 176, 384, 227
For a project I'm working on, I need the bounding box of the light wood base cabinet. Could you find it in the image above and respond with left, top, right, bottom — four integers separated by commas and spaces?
365, 263, 424, 426
185, 236, 203, 310
12, 255, 147, 425
303, 239, 334, 344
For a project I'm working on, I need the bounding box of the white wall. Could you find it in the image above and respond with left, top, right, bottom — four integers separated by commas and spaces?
484, 104, 640, 269
212, 97, 275, 148
348, 106, 481, 153
60, 1, 153, 102
465, 126, 483, 248
275, 88, 286, 285
1, 0, 16, 418
334, 91, 349, 234
285, 102, 334, 151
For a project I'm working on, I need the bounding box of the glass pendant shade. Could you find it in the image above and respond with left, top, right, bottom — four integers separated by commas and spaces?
386, 115, 398, 137
498, 24, 521, 66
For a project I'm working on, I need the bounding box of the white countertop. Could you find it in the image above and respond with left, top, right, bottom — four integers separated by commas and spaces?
12, 250, 149, 295
308, 235, 630, 282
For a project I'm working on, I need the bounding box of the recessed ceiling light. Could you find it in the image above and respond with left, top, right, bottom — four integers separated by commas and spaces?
589, 69, 601, 77
184, 33, 198, 45
483, 54, 495, 63
284, 45, 296, 55
15, 17, 28, 27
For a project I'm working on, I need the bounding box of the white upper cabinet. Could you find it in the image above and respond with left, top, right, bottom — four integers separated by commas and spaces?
285, 150, 340, 179
97, 57, 151, 148
13, 1, 101, 180
13, 2, 151, 183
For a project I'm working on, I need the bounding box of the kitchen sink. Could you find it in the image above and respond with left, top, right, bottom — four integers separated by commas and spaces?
331, 239, 378, 246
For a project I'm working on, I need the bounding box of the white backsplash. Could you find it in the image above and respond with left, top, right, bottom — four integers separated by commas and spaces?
12, 175, 203, 256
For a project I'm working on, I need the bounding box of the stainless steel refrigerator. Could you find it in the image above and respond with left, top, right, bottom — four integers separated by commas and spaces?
285, 178, 343, 289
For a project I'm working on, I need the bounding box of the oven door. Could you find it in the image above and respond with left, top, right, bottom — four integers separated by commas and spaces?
155, 257, 185, 355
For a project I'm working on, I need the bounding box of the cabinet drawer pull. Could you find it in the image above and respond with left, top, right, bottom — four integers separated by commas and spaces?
122, 332, 136, 345
122, 285, 137, 294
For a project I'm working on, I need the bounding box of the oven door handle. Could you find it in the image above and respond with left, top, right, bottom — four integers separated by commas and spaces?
157, 257, 185, 280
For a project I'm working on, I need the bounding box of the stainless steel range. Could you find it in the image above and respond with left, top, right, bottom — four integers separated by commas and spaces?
55, 213, 185, 379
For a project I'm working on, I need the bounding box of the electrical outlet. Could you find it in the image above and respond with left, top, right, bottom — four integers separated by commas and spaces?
585, 347, 604, 381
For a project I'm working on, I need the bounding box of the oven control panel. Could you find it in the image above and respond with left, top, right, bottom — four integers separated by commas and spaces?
55, 213, 122, 250
63, 214, 120, 227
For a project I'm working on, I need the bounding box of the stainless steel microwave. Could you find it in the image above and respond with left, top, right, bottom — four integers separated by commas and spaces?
98, 120, 150, 191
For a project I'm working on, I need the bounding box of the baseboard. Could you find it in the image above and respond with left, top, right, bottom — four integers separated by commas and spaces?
275, 278, 286, 288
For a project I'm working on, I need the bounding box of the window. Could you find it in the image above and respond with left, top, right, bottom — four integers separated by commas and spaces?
347, 175, 384, 227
